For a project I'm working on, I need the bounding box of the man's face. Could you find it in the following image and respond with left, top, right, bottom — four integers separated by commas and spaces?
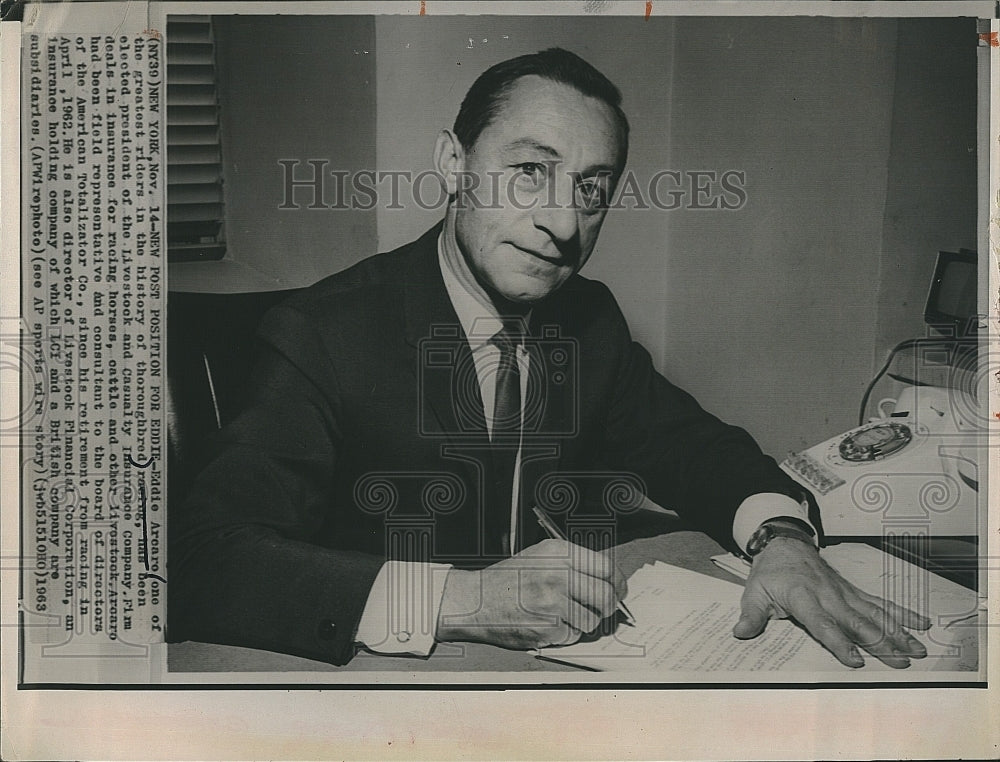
452, 75, 625, 304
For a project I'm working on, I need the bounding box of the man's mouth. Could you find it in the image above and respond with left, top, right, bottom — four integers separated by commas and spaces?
510, 243, 565, 267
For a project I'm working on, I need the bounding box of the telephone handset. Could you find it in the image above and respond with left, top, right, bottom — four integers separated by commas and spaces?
780, 386, 980, 537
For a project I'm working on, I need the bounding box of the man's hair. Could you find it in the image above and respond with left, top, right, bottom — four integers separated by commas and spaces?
453, 47, 630, 165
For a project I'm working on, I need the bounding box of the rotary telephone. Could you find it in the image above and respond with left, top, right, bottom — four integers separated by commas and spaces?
780, 385, 982, 537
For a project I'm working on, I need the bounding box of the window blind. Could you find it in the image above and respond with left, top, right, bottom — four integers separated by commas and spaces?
166, 16, 226, 262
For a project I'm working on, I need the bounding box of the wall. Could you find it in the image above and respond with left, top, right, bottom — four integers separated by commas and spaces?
875, 18, 978, 358
663, 17, 900, 455
201, 15, 378, 291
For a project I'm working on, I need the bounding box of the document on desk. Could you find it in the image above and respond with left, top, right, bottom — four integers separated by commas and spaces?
537, 545, 977, 674
710, 543, 984, 627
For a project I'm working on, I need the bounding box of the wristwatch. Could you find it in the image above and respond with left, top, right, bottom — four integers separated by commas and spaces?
744, 517, 816, 560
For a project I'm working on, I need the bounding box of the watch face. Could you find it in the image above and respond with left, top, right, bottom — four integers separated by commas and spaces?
747, 522, 815, 558
746, 524, 775, 557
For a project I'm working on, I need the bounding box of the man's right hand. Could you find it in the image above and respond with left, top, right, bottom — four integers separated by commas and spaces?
435, 539, 628, 650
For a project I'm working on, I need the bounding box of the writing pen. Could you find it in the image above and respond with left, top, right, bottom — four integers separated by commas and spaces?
531, 505, 636, 627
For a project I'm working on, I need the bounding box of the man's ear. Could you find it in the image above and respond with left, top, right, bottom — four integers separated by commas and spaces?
433, 129, 465, 195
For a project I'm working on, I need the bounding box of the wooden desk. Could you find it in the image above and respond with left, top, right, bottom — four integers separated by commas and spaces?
168, 530, 730, 673
167, 530, 980, 675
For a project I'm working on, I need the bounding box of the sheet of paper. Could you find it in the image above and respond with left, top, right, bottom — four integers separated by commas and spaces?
819, 543, 983, 626
710, 553, 753, 579
538, 561, 960, 673
711, 543, 983, 626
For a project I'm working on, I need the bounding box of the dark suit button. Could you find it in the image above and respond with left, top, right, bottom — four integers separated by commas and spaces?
317, 619, 337, 640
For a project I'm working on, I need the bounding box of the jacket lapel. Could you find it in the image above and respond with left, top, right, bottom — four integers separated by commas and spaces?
402, 224, 489, 444
399, 225, 495, 561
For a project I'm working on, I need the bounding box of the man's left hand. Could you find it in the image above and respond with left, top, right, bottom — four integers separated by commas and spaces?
733, 536, 931, 668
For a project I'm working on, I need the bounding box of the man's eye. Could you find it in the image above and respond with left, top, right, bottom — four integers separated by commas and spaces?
576, 181, 609, 210
513, 162, 546, 183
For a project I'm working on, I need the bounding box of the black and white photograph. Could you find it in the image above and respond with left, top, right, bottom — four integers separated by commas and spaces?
2, 1, 997, 759
163, 10, 988, 679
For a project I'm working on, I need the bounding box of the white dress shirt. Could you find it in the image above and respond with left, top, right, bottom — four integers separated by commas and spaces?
353, 234, 815, 655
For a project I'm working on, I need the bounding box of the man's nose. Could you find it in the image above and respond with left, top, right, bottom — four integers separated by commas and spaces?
531, 173, 580, 245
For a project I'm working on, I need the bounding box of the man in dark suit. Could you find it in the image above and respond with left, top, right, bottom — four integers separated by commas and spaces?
169, 48, 929, 668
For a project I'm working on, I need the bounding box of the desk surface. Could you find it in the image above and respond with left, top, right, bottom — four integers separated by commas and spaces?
168, 531, 729, 674
167, 530, 980, 675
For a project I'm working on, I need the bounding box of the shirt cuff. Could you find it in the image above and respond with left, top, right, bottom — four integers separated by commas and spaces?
354, 561, 452, 656
732, 493, 818, 554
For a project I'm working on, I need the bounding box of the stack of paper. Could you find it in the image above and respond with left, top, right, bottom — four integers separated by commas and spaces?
537, 543, 980, 674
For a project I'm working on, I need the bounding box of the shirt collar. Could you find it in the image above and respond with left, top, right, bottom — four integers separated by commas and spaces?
438, 232, 529, 351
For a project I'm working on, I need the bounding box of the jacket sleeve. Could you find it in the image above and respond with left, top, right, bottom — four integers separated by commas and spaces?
592, 284, 817, 553
167, 304, 384, 665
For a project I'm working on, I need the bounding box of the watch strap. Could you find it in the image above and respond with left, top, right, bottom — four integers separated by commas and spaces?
744, 517, 816, 560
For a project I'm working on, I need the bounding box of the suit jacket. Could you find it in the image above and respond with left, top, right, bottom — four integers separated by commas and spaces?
168, 223, 812, 665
